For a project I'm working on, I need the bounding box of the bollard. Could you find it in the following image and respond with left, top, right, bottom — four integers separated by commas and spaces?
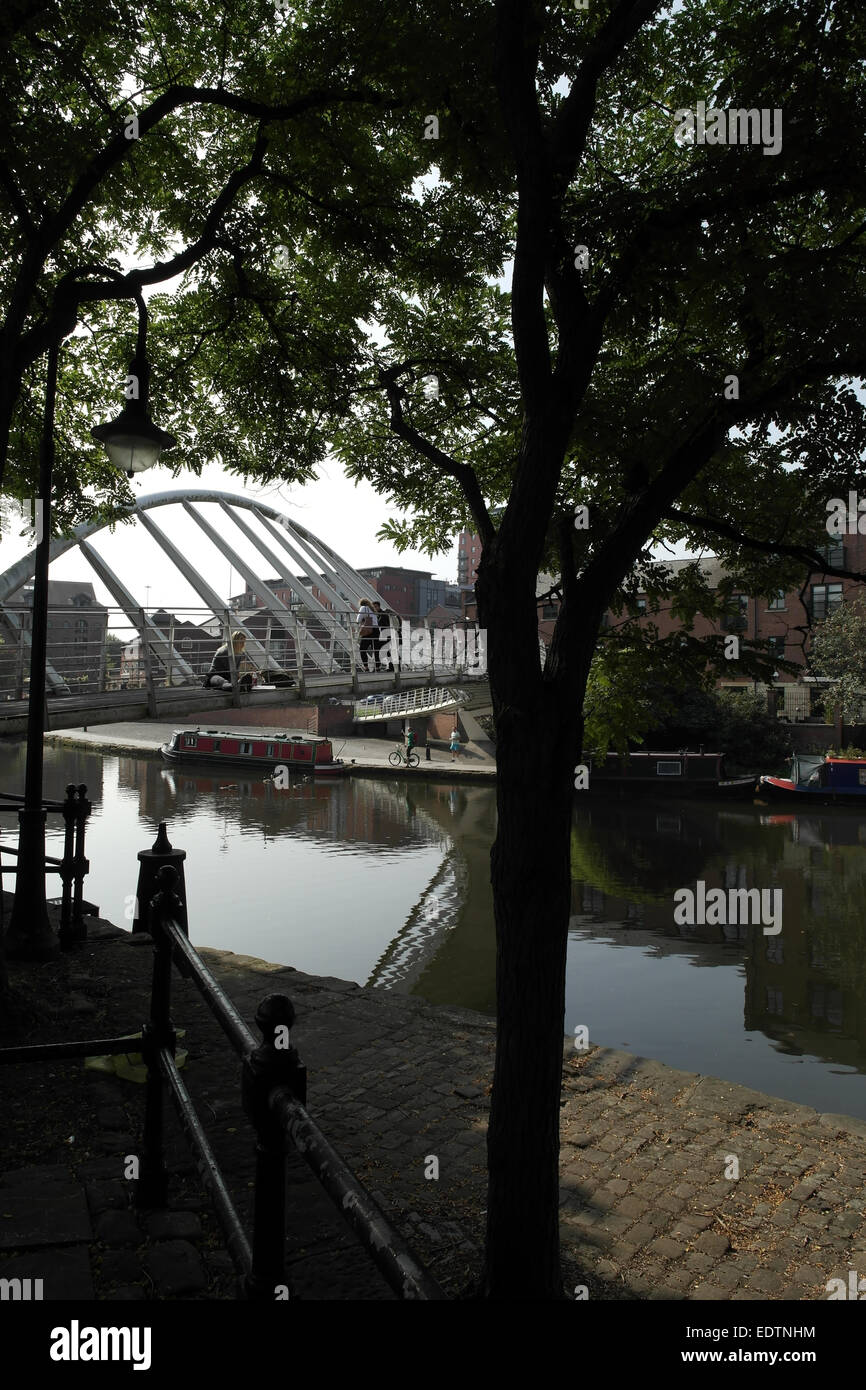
133, 822, 188, 936
241, 994, 307, 1301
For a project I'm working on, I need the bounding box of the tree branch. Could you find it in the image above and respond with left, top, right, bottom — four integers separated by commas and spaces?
550, 0, 664, 188
664, 507, 866, 584
377, 362, 495, 543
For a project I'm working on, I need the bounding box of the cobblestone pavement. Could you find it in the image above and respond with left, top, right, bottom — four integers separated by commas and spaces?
3, 913, 865, 1299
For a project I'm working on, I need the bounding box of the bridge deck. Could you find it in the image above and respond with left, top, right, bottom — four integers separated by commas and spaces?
0, 670, 485, 737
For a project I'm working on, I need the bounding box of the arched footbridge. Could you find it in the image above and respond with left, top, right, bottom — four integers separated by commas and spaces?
0, 490, 486, 736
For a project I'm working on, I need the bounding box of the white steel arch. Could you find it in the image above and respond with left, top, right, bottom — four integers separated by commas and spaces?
0, 489, 393, 690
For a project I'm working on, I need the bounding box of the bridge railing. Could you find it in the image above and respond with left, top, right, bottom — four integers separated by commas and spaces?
353, 686, 468, 721
0, 605, 485, 703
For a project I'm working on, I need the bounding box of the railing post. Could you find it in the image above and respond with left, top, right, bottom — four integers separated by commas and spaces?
138, 608, 158, 717
133, 821, 188, 938
296, 623, 306, 700
224, 611, 241, 707
15, 626, 25, 700
71, 784, 90, 944
241, 994, 307, 1301
58, 784, 89, 949
58, 784, 76, 945
167, 614, 175, 689
349, 615, 358, 695
136, 864, 179, 1210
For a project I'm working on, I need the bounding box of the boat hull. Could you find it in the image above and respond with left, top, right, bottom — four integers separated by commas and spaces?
757, 775, 866, 805
160, 745, 347, 777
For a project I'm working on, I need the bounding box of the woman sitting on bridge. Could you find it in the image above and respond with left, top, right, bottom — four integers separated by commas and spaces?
204, 631, 257, 691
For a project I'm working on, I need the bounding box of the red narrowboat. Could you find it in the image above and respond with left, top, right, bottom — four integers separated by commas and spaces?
160, 727, 347, 777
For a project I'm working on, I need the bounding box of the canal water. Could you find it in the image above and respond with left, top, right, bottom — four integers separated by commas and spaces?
3, 742, 866, 1119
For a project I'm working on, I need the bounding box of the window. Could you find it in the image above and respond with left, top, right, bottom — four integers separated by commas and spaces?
819, 540, 844, 569
183, 734, 197, 748
811, 583, 843, 621
212, 739, 221, 751
766, 636, 785, 657
266, 743, 275, 756
542, 603, 558, 619
636, 597, 647, 614
656, 760, 683, 776
239, 741, 253, 754
768, 591, 786, 610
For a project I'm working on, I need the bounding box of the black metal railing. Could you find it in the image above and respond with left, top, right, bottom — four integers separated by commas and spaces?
0, 783, 92, 947
0, 825, 445, 1301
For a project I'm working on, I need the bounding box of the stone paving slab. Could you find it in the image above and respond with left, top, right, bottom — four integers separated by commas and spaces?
0, 1245, 95, 1299
0, 1190, 92, 1250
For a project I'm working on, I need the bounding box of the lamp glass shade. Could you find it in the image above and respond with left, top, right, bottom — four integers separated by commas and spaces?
103, 434, 166, 474
91, 402, 177, 476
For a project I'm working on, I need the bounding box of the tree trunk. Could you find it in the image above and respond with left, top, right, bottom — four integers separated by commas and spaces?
478, 612, 589, 1298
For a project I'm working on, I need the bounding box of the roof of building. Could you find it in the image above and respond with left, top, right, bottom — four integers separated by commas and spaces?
15, 579, 106, 608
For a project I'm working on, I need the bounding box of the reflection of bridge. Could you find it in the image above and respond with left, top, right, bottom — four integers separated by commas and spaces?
0, 489, 485, 734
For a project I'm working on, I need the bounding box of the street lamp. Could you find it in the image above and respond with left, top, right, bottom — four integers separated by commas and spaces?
5, 297, 174, 960
90, 308, 176, 476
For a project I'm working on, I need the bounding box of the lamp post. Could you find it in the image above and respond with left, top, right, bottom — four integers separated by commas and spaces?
5, 301, 175, 960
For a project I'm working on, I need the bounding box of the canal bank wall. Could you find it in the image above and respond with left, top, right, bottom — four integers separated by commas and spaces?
4, 903, 866, 1300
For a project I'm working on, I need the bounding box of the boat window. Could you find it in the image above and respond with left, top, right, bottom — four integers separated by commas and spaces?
183, 734, 197, 748
239, 741, 253, 755
859, 769, 866, 786
656, 760, 682, 776
212, 739, 221, 751
267, 743, 275, 756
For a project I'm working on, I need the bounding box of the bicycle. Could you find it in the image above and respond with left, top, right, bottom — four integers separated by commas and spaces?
389, 745, 420, 767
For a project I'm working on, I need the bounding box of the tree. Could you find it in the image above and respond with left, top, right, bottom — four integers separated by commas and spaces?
809, 599, 866, 722
328, 0, 866, 1297
4, 0, 866, 1300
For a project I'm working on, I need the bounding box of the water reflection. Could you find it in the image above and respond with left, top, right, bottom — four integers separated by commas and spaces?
2, 741, 866, 1115
569, 799, 866, 1116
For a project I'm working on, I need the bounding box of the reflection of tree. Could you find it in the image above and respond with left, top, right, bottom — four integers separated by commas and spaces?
806, 848, 866, 995
570, 804, 720, 901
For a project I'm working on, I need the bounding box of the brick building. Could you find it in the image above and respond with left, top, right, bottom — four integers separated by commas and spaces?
463, 536, 865, 715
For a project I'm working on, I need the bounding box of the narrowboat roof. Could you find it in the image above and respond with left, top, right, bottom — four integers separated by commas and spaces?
174, 727, 331, 743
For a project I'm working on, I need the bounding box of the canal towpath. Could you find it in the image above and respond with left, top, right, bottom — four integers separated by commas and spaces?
3, 900, 866, 1301
42, 721, 497, 782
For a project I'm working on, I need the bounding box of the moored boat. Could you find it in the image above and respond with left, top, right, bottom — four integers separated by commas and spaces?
757, 753, 866, 804
160, 727, 347, 777
583, 750, 756, 798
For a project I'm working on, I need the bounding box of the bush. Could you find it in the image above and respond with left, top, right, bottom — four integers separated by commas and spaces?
650, 688, 790, 774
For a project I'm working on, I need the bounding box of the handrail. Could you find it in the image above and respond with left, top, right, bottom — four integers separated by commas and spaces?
146, 869, 445, 1300
0, 824, 446, 1300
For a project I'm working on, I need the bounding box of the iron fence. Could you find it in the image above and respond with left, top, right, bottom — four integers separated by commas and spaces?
0, 825, 445, 1300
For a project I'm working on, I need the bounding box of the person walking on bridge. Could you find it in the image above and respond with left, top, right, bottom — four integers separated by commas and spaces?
357, 601, 378, 672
